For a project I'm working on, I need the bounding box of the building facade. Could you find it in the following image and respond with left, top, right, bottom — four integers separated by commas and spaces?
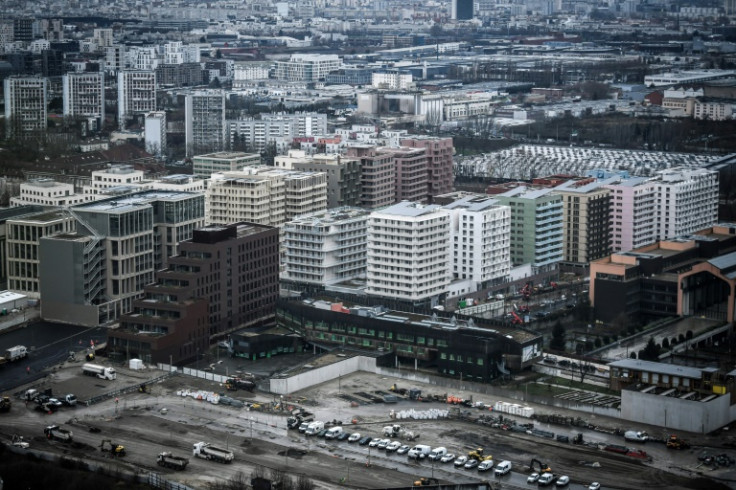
281, 207, 370, 286
62, 72, 105, 130
444, 195, 511, 289
400, 137, 455, 200
7, 210, 76, 297
192, 152, 261, 178
656, 168, 719, 241
292, 153, 362, 209
366, 201, 450, 305
10, 180, 86, 208
555, 180, 612, 265
275, 54, 341, 81
604, 177, 658, 253
4, 76, 48, 136
144, 111, 167, 157
109, 222, 279, 364
185, 89, 227, 157
346, 146, 395, 210
494, 188, 564, 269
117, 70, 156, 127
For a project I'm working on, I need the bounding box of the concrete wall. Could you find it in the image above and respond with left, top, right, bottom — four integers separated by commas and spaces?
270, 356, 378, 395
41, 301, 99, 327
621, 389, 731, 434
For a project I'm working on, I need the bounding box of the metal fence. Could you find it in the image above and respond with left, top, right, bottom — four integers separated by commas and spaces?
84, 372, 178, 407
145, 473, 198, 490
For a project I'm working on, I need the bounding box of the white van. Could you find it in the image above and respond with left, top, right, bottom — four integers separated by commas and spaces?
494, 460, 512, 476
407, 444, 432, 459
305, 421, 324, 435
428, 447, 447, 461
325, 426, 343, 440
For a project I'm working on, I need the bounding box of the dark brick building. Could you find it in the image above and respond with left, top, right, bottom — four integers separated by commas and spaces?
110, 222, 279, 364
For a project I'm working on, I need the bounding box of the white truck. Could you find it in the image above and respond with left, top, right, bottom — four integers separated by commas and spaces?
157, 452, 190, 470
44, 425, 73, 443
624, 430, 649, 442
407, 444, 432, 460
192, 442, 234, 463
325, 426, 343, 440
305, 421, 324, 435
82, 363, 116, 380
4, 345, 27, 362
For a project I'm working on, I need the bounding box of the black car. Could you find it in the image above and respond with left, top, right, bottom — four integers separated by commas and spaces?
336, 432, 350, 441
317, 429, 328, 438
358, 436, 373, 446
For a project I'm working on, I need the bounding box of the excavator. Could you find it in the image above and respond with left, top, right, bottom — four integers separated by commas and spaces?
468, 448, 493, 462
100, 439, 126, 456
413, 477, 439, 486
530, 458, 552, 473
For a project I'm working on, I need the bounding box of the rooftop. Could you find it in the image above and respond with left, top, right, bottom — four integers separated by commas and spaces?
10, 210, 69, 223
609, 359, 705, 379
373, 201, 443, 217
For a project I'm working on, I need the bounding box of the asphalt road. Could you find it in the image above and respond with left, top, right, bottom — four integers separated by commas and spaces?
0, 321, 106, 393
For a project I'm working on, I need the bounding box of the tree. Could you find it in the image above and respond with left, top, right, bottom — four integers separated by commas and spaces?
630, 351, 637, 359
662, 338, 670, 349
550, 321, 566, 351
640, 337, 660, 361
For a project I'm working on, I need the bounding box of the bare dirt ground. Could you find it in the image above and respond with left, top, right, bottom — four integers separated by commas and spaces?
2, 361, 736, 489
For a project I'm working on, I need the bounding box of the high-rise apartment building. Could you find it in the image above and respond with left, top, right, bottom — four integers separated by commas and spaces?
4, 76, 48, 136
655, 168, 719, 240
185, 90, 226, 156
117, 70, 156, 127
62, 72, 105, 130
444, 195, 511, 290
390, 146, 429, 204
291, 153, 362, 209
206, 168, 327, 226
604, 177, 659, 253
400, 137, 455, 199
452, 0, 474, 19
346, 145, 395, 209
144, 111, 167, 157
494, 188, 564, 269
555, 179, 613, 264
366, 201, 450, 304
282, 207, 370, 286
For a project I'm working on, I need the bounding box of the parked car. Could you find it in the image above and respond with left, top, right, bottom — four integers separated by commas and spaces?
47, 398, 63, 408
478, 460, 494, 472
556, 476, 570, 487
336, 432, 350, 441
317, 429, 328, 438
464, 459, 480, 470
358, 436, 372, 446
348, 433, 361, 443
369, 438, 382, 448
454, 456, 468, 467
377, 439, 390, 449
397, 444, 411, 455
440, 453, 456, 463
527, 473, 540, 484
588, 484, 601, 490
386, 441, 401, 452
298, 422, 310, 433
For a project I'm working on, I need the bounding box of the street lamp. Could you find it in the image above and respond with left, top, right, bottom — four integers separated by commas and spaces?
250, 416, 254, 442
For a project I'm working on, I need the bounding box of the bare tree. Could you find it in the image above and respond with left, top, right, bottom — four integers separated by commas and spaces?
296, 473, 316, 490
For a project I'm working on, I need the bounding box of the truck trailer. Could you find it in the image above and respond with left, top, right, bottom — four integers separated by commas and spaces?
44, 425, 73, 442
157, 452, 190, 470
4, 345, 27, 362
192, 442, 234, 463
82, 363, 116, 380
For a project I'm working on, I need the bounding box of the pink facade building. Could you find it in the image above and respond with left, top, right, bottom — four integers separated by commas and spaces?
385, 146, 428, 203
604, 177, 658, 253
400, 136, 455, 199
346, 145, 395, 209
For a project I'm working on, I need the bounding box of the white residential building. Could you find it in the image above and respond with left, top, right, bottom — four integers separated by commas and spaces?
4, 76, 48, 136
656, 168, 719, 240
604, 177, 659, 253
185, 90, 226, 156
233, 62, 271, 85
83, 165, 146, 201
444, 195, 511, 289
372, 70, 413, 90
206, 167, 327, 226
366, 201, 450, 304
281, 207, 370, 285
192, 152, 261, 178
127, 46, 159, 71
62, 72, 105, 130
92, 28, 114, 48
228, 112, 327, 152
144, 111, 167, 157
275, 54, 340, 81
10, 180, 86, 208
105, 45, 125, 73
117, 70, 156, 127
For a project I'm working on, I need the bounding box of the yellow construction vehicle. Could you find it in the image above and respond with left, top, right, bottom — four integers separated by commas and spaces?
530, 458, 552, 473
100, 439, 126, 456
468, 448, 493, 462
413, 477, 439, 486
666, 434, 690, 450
